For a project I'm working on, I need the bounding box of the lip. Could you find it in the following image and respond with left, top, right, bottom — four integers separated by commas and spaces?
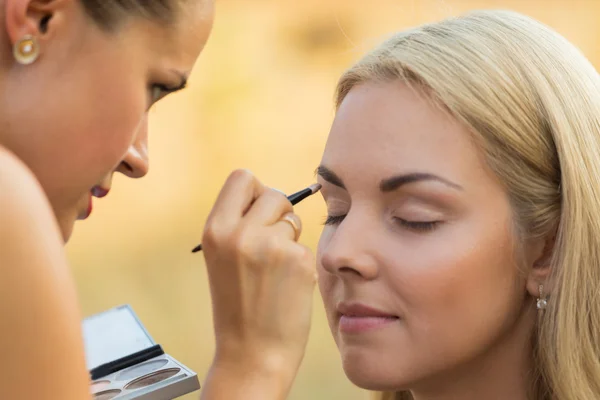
80, 186, 108, 220
337, 302, 397, 318
337, 302, 399, 334
85, 194, 93, 218
77, 193, 93, 220
91, 186, 110, 198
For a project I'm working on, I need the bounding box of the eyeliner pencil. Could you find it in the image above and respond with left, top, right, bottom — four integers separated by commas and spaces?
191, 183, 322, 253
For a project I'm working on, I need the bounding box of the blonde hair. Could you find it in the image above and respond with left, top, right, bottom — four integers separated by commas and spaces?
335, 10, 600, 400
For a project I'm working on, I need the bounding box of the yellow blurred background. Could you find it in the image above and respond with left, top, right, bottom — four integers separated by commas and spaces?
68, 1, 600, 398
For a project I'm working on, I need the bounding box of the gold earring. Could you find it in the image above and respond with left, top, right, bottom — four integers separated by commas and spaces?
13, 35, 39, 65
536, 284, 548, 310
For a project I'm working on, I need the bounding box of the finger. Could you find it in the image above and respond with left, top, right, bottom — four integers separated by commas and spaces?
243, 188, 293, 226
208, 170, 266, 226
269, 212, 303, 242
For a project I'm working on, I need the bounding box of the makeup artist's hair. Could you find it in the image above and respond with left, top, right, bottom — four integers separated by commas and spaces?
79, 0, 188, 29
335, 9, 600, 400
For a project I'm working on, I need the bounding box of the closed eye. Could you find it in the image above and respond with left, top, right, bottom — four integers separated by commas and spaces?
324, 214, 441, 233
395, 218, 441, 232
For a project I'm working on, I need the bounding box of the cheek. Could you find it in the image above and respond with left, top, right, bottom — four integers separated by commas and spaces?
316, 229, 336, 308
25, 66, 146, 188
79, 81, 146, 172
53, 44, 148, 181
390, 213, 524, 360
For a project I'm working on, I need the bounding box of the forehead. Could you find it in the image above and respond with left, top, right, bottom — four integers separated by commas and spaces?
131, 1, 214, 72
321, 81, 484, 186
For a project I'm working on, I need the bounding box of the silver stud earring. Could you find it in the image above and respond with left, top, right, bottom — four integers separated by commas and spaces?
536, 284, 548, 310
13, 35, 39, 65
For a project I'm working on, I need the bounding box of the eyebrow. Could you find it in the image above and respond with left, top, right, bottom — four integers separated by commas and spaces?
380, 173, 463, 192
316, 165, 463, 192
315, 165, 346, 189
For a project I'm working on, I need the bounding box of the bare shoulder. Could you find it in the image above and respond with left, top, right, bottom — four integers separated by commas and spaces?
0, 146, 66, 277
0, 146, 91, 400
0, 145, 61, 244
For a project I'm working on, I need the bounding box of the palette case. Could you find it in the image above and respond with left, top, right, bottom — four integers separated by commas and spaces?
83, 304, 201, 400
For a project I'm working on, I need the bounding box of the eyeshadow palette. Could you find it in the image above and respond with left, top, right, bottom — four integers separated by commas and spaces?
83, 305, 200, 399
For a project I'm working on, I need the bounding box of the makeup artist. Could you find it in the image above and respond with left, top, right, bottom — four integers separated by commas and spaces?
0, 1, 316, 399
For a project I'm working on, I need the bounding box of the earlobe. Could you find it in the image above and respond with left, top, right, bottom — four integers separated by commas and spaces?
4, 0, 67, 46
5, 0, 71, 65
525, 234, 556, 298
4, 0, 37, 46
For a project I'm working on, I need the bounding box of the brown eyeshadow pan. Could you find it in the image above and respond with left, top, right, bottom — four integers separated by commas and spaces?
125, 368, 181, 390
116, 359, 169, 381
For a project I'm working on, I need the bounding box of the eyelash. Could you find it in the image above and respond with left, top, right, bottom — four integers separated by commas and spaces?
149, 84, 173, 104
323, 214, 441, 232
148, 80, 187, 108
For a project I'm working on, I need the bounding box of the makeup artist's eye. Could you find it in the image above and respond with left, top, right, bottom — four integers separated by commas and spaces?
151, 85, 164, 103
323, 214, 346, 225
395, 218, 441, 232
148, 81, 186, 108
149, 84, 170, 105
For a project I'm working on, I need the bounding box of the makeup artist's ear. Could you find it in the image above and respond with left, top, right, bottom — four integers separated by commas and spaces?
4, 0, 71, 49
525, 233, 556, 297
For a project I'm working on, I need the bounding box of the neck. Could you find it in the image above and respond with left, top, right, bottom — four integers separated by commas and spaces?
410, 303, 537, 400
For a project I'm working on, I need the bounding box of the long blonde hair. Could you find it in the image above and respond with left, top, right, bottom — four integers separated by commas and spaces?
335, 10, 600, 400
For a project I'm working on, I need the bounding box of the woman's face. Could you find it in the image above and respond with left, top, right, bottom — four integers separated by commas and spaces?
0, 0, 214, 241
316, 81, 540, 391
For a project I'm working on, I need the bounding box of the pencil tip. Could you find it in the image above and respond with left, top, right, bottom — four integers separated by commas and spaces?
309, 183, 322, 194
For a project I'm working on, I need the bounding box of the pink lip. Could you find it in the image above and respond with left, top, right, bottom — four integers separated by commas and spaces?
86, 195, 93, 218
91, 186, 110, 198
337, 302, 399, 334
78, 193, 93, 220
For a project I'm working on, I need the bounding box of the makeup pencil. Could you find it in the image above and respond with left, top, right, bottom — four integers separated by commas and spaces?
191, 183, 321, 253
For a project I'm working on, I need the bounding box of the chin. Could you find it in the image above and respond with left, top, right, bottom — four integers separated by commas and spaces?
60, 222, 74, 243
56, 213, 77, 244
339, 347, 419, 392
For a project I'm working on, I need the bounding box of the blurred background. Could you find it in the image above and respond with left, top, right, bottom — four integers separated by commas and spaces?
68, 1, 600, 398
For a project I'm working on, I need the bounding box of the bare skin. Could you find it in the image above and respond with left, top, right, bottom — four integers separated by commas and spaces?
316, 81, 551, 400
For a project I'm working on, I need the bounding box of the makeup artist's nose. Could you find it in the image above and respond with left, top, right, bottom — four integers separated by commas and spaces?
117, 117, 149, 179
320, 213, 379, 280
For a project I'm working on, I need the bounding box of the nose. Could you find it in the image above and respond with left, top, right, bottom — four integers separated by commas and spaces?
319, 211, 379, 280
117, 116, 149, 179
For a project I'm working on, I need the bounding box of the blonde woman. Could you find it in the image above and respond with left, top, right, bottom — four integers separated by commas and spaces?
315, 9, 600, 400
204, 9, 600, 400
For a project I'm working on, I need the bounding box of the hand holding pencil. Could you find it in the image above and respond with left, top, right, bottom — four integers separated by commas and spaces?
198, 169, 320, 399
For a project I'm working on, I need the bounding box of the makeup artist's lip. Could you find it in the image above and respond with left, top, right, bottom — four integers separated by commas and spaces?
78, 193, 93, 220
337, 302, 399, 334
91, 186, 110, 198
85, 194, 93, 218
